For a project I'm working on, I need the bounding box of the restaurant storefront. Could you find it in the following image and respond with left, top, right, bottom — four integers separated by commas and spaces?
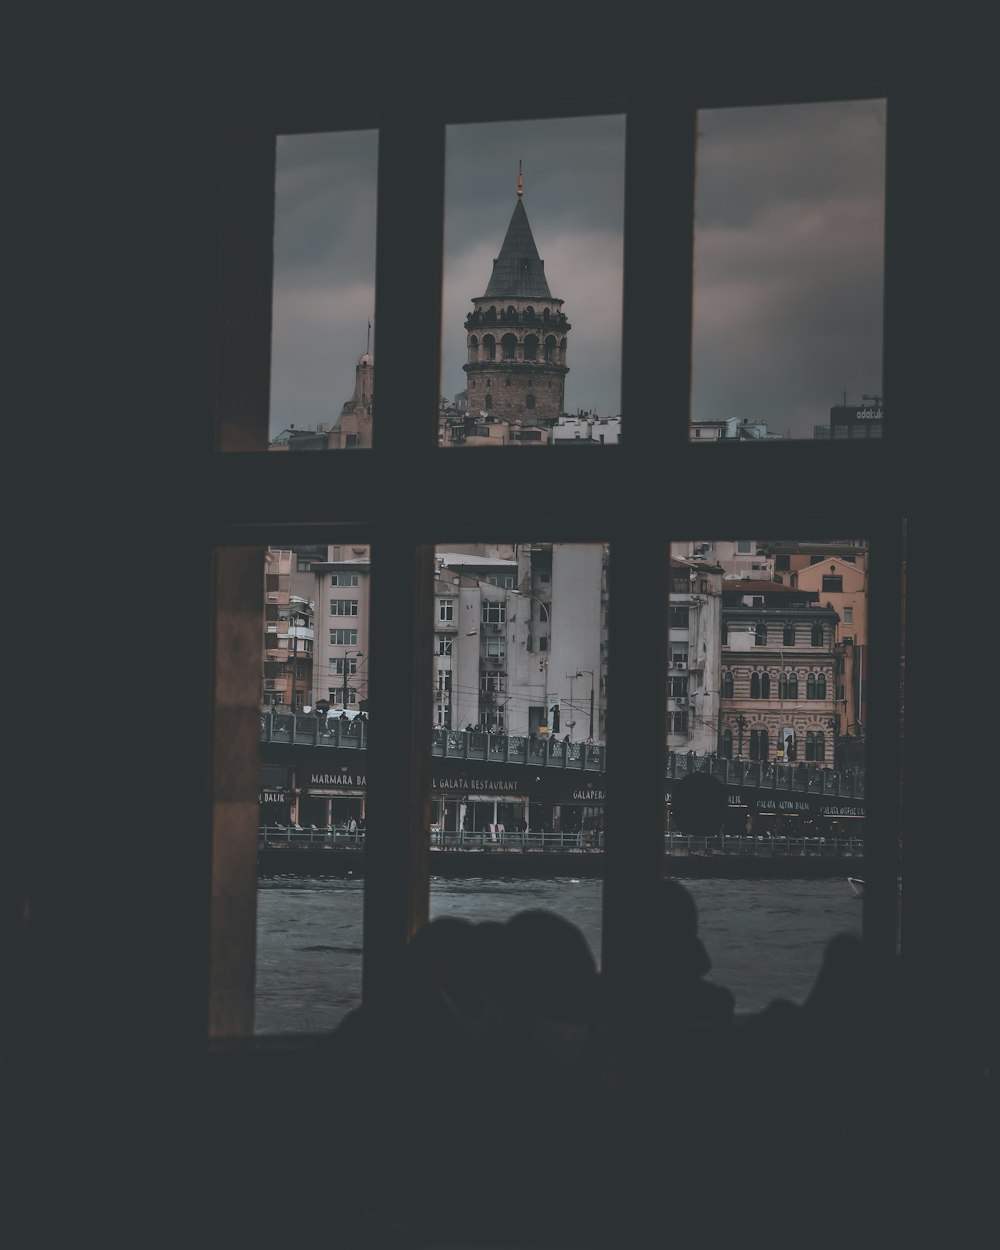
260, 746, 863, 840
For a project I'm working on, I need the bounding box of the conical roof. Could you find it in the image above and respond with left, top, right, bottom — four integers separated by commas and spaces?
482, 197, 553, 301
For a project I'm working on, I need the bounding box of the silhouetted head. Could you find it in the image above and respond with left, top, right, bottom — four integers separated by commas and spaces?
644, 878, 712, 979
671, 771, 728, 838
503, 909, 598, 1024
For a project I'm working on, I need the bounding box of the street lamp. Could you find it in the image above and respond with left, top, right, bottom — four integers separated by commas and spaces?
443, 630, 479, 653
573, 669, 595, 738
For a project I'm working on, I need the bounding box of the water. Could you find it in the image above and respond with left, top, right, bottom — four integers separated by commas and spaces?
255, 874, 862, 1034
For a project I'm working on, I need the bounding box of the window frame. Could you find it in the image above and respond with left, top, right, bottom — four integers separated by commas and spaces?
206, 76, 912, 1039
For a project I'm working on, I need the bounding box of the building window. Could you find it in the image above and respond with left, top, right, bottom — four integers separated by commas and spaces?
811, 624, 824, 646
722, 728, 733, 758
783, 623, 795, 646
485, 638, 505, 660
761, 672, 771, 698
807, 673, 817, 699
329, 657, 360, 676
816, 673, 827, 699
484, 393, 493, 409
668, 676, 689, 697
525, 394, 536, 408
805, 731, 826, 762
749, 728, 769, 760
736, 539, 751, 553
436, 633, 452, 655
723, 671, 734, 699
778, 672, 799, 700
330, 598, 359, 615
668, 605, 690, 629
822, 575, 843, 592
755, 623, 767, 645
844, 606, 853, 625
331, 573, 360, 586
438, 599, 454, 622
329, 628, 359, 646
481, 601, 506, 624
750, 672, 761, 698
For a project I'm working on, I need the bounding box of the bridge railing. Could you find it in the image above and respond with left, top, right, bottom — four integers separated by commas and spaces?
259, 714, 864, 795
260, 824, 365, 847
259, 826, 864, 857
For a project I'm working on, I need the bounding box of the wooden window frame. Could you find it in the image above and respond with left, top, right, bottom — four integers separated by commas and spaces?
196, 71, 955, 1046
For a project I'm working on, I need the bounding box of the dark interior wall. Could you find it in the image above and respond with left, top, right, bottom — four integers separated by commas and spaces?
13, 10, 991, 1241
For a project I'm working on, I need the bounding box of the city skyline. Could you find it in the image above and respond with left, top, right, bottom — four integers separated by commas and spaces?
269, 99, 884, 441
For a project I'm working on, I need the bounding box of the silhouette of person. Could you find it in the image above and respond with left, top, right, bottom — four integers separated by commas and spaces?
598, 772, 735, 1026
671, 768, 729, 847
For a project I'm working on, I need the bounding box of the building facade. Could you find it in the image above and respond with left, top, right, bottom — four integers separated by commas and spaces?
719, 580, 840, 765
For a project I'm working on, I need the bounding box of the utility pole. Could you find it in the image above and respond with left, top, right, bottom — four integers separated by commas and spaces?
342, 651, 363, 711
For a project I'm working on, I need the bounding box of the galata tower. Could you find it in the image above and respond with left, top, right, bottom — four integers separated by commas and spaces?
463, 165, 570, 425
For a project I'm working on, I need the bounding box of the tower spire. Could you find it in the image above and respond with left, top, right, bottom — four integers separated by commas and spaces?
517, 160, 523, 198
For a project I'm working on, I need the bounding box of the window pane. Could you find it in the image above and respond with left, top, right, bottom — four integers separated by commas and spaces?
257, 542, 371, 1034
429, 542, 608, 962
268, 130, 378, 451
667, 537, 870, 1010
441, 117, 624, 447
690, 100, 885, 442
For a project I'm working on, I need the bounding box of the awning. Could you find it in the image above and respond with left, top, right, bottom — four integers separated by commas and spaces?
305, 787, 365, 798
462, 793, 519, 803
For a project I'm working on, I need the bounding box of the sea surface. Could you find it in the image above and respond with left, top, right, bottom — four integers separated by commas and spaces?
255, 874, 862, 1034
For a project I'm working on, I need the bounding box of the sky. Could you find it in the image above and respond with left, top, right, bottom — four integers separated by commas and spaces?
269, 100, 885, 441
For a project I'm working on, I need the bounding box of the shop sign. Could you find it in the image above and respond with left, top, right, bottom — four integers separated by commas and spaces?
754, 796, 812, 813
571, 788, 605, 801
432, 776, 520, 792
820, 803, 864, 818
309, 771, 365, 787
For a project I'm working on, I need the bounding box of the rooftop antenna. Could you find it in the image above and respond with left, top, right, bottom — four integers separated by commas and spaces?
366, 318, 372, 355
517, 160, 523, 198
842, 387, 848, 406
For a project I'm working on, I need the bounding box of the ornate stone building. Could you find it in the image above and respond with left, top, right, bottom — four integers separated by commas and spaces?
327, 350, 374, 449
463, 167, 570, 426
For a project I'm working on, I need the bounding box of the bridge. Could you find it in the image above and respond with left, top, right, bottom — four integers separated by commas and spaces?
260, 712, 866, 816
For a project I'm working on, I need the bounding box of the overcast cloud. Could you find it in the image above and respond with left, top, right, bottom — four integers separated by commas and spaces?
269, 100, 884, 440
